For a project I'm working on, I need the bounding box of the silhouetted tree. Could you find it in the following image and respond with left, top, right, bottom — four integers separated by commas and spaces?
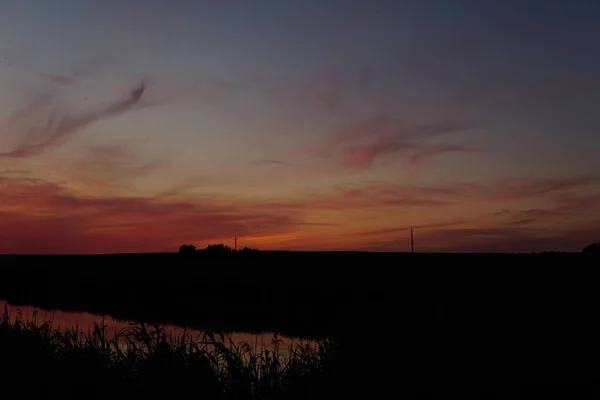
204, 244, 232, 255
239, 247, 258, 253
582, 242, 600, 254
178, 244, 197, 255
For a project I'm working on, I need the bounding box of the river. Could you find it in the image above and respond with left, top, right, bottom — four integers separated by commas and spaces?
0, 300, 313, 352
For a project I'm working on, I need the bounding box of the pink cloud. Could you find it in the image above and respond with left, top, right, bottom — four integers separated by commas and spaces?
340, 138, 413, 167
310, 116, 476, 169
407, 144, 478, 169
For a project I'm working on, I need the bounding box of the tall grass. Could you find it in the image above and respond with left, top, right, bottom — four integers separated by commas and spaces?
0, 305, 335, 399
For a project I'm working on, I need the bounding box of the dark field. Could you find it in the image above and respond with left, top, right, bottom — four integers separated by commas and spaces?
0, 251, 598, 398
1, 252, 597, 337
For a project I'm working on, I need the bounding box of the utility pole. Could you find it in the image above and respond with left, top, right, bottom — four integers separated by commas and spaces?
410, 228, 414, 253
234, 237, 237, 251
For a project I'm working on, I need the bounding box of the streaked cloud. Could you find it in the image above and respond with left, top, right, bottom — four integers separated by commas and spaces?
55, 145, 163, 190
250, 159, 290, 166
508, 218, 534, 226
0, 81, 148, 159
407, 144, 478, 169
0, 176, 298, 254
343, 220, 470, 239
309, 116, 477, 169
290, 175, 599, 212
353, 224, 600, 253
493, 209, 511, 216
412, 225, 600, 253
518, 192, 600, 220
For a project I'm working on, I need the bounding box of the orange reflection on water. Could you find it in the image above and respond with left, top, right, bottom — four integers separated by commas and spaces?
0, 300, 312, 353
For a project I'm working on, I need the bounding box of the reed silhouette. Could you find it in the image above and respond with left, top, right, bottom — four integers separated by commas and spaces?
0, 306, 334, 399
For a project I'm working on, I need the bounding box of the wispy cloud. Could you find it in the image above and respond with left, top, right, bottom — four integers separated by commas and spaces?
407, 144, 478, 169
483, 175, 599, 200
2, 172, 597, 254
279, 175, 600, 213
310, 186, 450, 210
0, 176, 298, 254
518, 192, 600, 220
508, 218, 534, 226
414, 225, 600, 253
493, 208, 511, 216
38, 56, 112, 86
401, 175, 599, 203
0, 81, 148, 159
310, 116, 477, 169
56, 145, 163, 190
40, 74, 81, 85
344, 219, 469, 238
351, 223, 600, 253
286, 176, 600, 249
250, 159, 290, 166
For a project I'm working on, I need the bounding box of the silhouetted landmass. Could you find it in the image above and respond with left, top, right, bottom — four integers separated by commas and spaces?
0, 250, 597, 398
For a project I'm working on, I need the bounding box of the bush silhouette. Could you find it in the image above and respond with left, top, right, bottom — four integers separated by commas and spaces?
204, 244, 232, 254
582, 242, 600, 254
178, 244, 197, 255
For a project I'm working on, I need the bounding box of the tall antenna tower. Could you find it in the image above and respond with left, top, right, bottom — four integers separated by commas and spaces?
410, 228, 414, 253
234, 237, 237, 251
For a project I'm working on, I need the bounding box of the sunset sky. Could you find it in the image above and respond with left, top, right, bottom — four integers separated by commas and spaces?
1, 0, 599, 253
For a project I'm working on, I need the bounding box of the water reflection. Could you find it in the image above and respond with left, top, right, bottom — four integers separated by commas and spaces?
0, 300, 312, 353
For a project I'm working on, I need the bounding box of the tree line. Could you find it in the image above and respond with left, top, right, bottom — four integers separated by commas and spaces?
178, 243, 258, 256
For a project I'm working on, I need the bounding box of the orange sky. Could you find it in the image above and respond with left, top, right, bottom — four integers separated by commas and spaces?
1, 170, 599, 253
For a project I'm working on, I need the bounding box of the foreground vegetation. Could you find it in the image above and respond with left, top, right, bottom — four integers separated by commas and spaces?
0, 306, 335, 399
